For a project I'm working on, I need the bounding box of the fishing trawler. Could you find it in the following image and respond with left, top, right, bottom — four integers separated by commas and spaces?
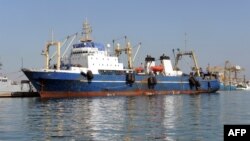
0, 62, 33, 97
22, 21, 220, 98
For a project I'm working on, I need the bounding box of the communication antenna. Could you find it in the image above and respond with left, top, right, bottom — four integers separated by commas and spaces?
21, 57, 23, 69
106, 44, 111, 55
184, 32, 187, 50
0, 59, 2, 70
51, 29, 54, 43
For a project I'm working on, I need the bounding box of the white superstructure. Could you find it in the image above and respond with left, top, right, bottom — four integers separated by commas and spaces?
0, 61, 32, 95
0, 76, 19, 92
43, 20, 125, 75
160, 55, 183, 76
70, 42, 124, 71
0, 76, 31, 95
143, 54, 183, 76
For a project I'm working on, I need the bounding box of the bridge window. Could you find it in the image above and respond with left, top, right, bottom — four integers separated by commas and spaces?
1, 79, 7, 82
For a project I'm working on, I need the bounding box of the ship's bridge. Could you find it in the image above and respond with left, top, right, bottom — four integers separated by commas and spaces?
73, 41, 104, 51
71, 41, 105, 55
70, 41, 124, 71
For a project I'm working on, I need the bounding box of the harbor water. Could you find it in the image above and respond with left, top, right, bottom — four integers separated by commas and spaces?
0, 91, 250, 141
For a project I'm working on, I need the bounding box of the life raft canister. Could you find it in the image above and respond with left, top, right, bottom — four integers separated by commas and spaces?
135, 67, 144, 73
150, 65, 164, 73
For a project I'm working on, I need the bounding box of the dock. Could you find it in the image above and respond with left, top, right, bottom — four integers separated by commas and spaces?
0, 92, 39, 98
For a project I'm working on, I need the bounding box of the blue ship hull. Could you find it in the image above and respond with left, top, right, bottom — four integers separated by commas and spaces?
219, 83, 237, 91
22, 69, 220, 98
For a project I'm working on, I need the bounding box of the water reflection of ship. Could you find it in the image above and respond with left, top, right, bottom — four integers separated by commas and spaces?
35, 97, 169, 140
37, 99, 95, 140
27, 95, 214, 140
124, 96, 168, 140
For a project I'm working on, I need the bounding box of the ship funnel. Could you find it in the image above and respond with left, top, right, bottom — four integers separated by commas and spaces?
160, 54, 173, 75
145, 55, 155, 74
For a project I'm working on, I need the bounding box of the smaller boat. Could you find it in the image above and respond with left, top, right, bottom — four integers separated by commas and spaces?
0, 62, 36, 97
236, 82, 250, 90
0, 76, 33, 96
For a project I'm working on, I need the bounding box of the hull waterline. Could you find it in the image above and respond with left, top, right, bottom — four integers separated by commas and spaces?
40, 89, 217, 98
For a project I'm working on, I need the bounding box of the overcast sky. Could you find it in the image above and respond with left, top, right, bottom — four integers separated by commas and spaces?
0, 0, 250, 80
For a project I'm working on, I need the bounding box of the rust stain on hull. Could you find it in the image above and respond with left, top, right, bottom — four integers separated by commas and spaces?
40, 89, 215, 98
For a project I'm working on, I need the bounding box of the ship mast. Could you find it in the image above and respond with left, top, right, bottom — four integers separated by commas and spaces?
224, 60, 231, 86
81, 20, 92, 42
42, 42, 61, 70
114, 36, 133, 69
173, 50, 200, 76
126, 41, 133, 69
41, 30, 61, 70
